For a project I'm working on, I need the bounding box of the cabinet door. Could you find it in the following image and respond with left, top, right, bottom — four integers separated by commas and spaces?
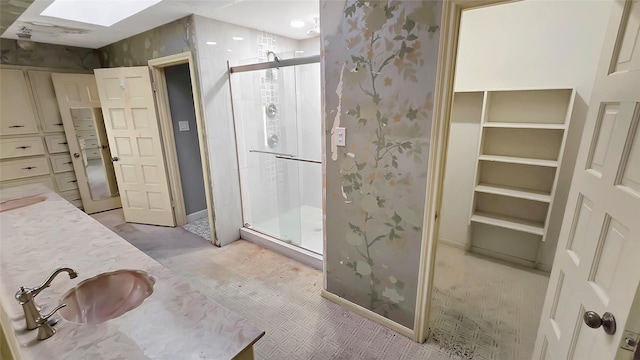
0, 69, 39, 135
27, 71, 65, 133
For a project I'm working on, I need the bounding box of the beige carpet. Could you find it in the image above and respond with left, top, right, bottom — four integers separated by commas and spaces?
92, 209, 547, 359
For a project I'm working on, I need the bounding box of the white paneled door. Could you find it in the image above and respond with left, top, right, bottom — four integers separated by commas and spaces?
94, 67, 175, 226
51, 73, 122, 214
533, 1, 640, 359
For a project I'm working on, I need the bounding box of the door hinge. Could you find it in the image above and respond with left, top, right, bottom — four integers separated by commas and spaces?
151, 81, 157, 93
171, 200, 176, 208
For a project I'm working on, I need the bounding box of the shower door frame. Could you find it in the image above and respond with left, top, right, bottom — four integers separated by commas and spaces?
228, 55, 323, 257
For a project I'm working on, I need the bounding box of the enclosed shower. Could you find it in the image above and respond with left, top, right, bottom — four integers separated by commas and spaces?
229, 54, 322, 257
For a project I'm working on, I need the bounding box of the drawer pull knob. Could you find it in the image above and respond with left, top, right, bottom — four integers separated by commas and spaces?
16, 146, 31, 150
22, 166, 36, 170
68, 180, 77, 183
54, 123, 63, 126
58, 142, 68, 145
64, 161, 73, 165
8, 125, 25, 128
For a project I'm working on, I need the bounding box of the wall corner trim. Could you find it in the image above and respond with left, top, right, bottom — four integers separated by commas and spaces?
320, 289, 416, 341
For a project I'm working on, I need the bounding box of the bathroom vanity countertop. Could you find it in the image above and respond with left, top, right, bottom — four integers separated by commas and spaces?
0, 184, 264, 360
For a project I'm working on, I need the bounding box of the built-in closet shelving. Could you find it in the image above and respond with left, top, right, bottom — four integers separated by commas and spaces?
468, 88, 575, 266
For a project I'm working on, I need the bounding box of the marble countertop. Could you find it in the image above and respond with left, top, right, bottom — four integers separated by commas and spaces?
0, 184, 264, 359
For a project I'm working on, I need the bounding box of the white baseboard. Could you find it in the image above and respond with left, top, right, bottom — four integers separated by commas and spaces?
240, 228, 322, 270
438, 237, 469, 250
320, 290, 416, 340
186, 209, 208, 223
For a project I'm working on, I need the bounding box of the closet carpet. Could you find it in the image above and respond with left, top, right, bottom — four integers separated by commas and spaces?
92, 209, 547, 359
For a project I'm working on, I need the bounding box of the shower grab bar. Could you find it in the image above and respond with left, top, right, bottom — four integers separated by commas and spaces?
275, 155, 321, 164
249, 149, 295, 157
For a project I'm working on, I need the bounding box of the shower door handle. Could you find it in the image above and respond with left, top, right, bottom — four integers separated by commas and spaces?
275, 155, 321, 164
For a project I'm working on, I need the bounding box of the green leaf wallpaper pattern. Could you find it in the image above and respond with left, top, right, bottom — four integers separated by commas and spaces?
322, 0, 441, 329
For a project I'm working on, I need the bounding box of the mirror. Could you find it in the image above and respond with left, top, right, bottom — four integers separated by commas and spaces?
70, 108, 119, 201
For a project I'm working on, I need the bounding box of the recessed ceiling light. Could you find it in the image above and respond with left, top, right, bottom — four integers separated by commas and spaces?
41, 0, 162, 27
295, 50, 305, 54
232, 36, 244, 41
290, 20, 305, 28
206, 41, 217, 45
227, 49, 233, 52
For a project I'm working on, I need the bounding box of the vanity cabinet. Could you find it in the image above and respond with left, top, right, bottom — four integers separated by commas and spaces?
0, 66, 82, 208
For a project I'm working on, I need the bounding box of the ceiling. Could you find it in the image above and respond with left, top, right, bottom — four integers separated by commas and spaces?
0, 0, 319, 49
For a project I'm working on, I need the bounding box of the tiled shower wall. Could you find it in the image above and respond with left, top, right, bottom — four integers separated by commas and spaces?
192, 15, 300, 245
321, 0, 442, 329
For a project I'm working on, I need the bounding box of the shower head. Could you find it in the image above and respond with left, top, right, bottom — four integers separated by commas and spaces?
267, 50, 279, 62
307, 17, 320, 36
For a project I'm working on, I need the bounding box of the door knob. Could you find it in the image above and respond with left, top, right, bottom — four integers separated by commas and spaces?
73, 153, 80, 158
111, 156, 119, 162
583, 311, 616, 335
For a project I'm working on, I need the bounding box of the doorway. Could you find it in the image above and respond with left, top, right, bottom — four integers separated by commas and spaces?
148, 52, 216, 243
417, 1, 613, 357
163, 64, 208, 233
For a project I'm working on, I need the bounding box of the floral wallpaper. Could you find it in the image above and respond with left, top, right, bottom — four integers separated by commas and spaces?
322, 0, 441, 328
0, 39, 100, 69
97, 16, 196, 67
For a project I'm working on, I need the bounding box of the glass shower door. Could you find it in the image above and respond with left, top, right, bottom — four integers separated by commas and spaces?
231, 63, 302, 247
230, 57, 322, 254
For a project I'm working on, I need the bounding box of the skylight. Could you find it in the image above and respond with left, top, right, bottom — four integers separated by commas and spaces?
41, 0, 163, 27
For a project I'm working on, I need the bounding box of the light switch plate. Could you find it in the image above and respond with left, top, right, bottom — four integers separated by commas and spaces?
178, 121, 190, 132
336, 127, 346, 146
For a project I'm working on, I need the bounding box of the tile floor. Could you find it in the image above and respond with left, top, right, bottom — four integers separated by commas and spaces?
93, 209, 548, 359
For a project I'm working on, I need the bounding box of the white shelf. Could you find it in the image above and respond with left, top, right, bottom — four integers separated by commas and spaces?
475, 183, 551, 203
479, 154, 558, 168
471, 211, 544, 236
483, 122, 565, 130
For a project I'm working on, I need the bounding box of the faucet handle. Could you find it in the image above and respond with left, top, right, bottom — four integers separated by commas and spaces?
16, 286, 31, 303
35, 303, 66, 340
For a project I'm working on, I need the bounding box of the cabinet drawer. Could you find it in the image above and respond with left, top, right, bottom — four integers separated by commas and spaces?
0, 175, 55, 191
76, 130, 97, 141
54, 172, 78, 192
44, 135, 69, 153
0, 137, 45, 159
85, 149, 101, 159
59, 189, 82, 208
50, 154, 74, 173
0, 157, 50, 181
83, 139, 99, 149
27, 71, 64, 133
74, 120, 96, 132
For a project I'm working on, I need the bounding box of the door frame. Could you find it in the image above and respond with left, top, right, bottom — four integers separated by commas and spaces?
414, 0, 517, 342
148, 52, 217, 243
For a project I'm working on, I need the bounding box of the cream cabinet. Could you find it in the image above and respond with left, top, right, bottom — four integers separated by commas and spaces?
0, 66, 83, 209
465, 88, 575, 267
28, 71, 65, 133
0, 69, 39, 135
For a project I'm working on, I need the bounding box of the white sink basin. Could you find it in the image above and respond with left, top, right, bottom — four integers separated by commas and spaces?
58, 269, 155, 324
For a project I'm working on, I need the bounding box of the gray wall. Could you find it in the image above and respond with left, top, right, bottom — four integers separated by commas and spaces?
165, 63, 207, 216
